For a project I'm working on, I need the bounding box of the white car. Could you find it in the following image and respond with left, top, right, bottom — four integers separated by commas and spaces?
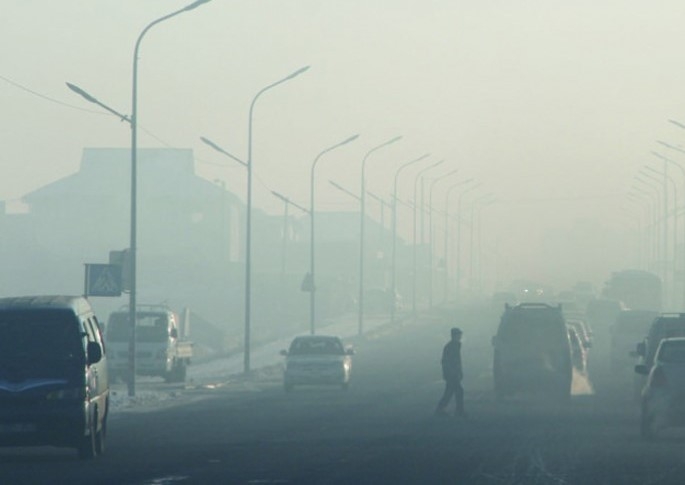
280, 335, 354, 392
636, 337, 685, 439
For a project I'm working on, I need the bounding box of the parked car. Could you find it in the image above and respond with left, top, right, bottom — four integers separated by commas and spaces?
106, 304, 192, 383
281, 335, 354, 392
635, 337, 685, 439
0, 295, 109, 459
634, 313, 685, 400
492, 303, 573, 400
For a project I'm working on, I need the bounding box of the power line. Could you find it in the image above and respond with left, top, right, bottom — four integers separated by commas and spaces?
3, 73, 299, 208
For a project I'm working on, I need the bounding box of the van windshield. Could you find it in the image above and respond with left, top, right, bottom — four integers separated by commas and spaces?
107, 312, 169, 343
0, 309, 85, 367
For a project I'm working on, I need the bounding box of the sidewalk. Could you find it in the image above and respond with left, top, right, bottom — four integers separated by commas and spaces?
109, 312, 397, 413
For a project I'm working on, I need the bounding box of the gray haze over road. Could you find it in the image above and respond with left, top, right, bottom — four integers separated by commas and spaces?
0, 306, 680, 485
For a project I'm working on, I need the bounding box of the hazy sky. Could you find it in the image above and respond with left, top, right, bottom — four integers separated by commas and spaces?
4, 0, 685, 289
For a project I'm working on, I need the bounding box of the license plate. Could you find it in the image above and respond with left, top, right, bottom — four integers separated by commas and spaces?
0, 423, 36, 433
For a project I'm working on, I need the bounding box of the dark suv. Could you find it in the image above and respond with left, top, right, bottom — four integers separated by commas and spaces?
0, 296, 108, 459
492, 303, 573, 400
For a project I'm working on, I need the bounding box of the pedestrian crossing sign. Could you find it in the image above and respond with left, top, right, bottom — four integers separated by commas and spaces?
85, 263, 122, 297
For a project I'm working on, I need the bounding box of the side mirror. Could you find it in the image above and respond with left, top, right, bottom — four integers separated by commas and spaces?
87, 342, 102, 365
279, 350, 288, 356
636, 342, 646, 357
170, 328, 178, 339
634, 364, 649, 376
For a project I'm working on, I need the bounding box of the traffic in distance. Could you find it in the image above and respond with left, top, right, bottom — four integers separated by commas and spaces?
2, 268, 685, 483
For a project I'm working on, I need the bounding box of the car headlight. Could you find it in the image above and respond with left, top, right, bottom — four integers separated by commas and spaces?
46, 388, 85, 401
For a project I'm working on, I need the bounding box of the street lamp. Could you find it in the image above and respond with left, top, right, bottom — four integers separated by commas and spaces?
66, 0, 212, 397
469, 193, 495, 292
653, 149, 685, 305
309, 135, 360, 335
475, 197, 496, 293
359, 136, 402, 335
633, 180, 661, 274
390, 153, 430, 324
640, 167, 677, 307
411, 160, 444, 315
271, 190, 308, 297
200, 136, 248, 167
244, 65, 310, 372
427, 168, 459, 308
455, 182, 482, 303
443, 179, 474, 302
329, 180, 361, 201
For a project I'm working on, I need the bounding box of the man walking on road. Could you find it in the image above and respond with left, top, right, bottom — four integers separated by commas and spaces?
435, 327, 465, 417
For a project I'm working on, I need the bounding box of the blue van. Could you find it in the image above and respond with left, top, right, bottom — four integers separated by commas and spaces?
0, 296, 109, 459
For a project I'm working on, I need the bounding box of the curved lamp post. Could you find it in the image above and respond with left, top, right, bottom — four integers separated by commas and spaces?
359, 136, 402, 335
443, 179, 474, 302
411, 160, 444, 315
243, 65, 310, 372
454, 182, 482, 303
126, 0, 212, 396
427, 168, 459, 308
633, 181, 661, 272
468, 193, 495, 292
389, 154, 430, 324
309, 135, 360, 335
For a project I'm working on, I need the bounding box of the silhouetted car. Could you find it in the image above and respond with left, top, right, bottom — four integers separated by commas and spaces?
492, 303, 573, 400
635, 337, 685, 439
281, 335, 354, 392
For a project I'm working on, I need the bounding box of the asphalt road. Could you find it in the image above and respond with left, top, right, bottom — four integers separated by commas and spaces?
1, 306, 685, 484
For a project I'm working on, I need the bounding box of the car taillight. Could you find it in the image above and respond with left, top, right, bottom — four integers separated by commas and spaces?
650, 368, 668, 389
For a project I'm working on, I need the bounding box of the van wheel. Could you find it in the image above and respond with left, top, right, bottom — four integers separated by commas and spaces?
77, 419, 97, 460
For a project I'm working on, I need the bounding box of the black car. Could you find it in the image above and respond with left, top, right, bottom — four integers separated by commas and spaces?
492, 303, 572, 400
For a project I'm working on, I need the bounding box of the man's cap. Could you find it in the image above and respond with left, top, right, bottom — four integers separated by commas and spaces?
451, 327, 462, 335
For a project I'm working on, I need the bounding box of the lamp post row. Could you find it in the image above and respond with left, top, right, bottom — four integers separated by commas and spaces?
67, 0, 490, 384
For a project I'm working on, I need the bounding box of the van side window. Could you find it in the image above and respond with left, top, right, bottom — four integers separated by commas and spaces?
85, 317, 104, 354
90, 316, 106, 353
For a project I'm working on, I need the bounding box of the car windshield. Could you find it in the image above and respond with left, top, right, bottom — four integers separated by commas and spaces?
289, 338, 345, 355
658, 342, 685, 364
0, 309, 84, 366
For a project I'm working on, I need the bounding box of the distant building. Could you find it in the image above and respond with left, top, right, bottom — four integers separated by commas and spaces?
0, 148, 246, 326
0, 147, 412, 344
